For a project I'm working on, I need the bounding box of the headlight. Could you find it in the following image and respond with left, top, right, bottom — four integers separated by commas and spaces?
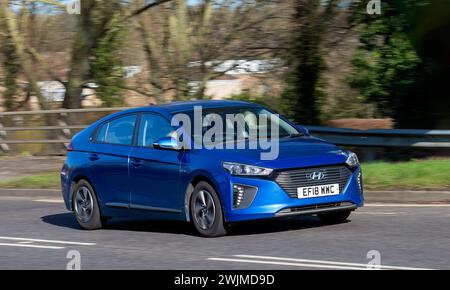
346, 152, 360, 168
223, 162, 273, 176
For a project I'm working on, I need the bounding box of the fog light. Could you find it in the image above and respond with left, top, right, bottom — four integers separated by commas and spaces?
232, 184, 258, 209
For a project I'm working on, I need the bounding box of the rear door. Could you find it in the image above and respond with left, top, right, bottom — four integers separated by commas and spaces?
88, 114, 137, 208
129, 113, 184, 213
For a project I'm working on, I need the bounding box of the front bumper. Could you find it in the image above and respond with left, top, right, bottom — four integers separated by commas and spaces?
225, 167, 364, 222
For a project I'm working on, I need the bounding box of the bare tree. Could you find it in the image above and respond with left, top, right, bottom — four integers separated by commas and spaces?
137, 0, 290, 101
63, 0, 172, 108
0, 0, 49, 109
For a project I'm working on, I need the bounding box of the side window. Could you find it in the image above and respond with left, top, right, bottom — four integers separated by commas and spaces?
96, 114, 136, 145
95, 122, 108, 143
138, 114, 175, 148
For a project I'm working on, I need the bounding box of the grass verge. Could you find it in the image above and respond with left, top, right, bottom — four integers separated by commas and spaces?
363, 159, 450, 190
0, 159, 448, 190
0, 172, 60, 189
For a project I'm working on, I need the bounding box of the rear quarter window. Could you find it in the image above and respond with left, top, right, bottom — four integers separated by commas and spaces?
94, 114, 137, 145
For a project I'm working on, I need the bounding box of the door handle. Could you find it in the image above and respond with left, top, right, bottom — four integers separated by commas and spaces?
88, 153, 100, 161
130, 159, 142, 168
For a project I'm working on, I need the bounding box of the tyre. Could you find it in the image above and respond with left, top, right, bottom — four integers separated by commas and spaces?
318, 210, 352, 224
73, 180, 103, 230
190, 181, 227, 237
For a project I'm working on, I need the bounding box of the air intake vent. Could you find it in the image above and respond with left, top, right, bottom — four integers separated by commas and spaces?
357, 170, 363, 194
232, 184, 258, 209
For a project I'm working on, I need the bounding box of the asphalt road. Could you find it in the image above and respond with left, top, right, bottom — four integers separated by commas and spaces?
0, 192, 449, 270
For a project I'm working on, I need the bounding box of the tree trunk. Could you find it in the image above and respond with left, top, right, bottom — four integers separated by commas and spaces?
282, 0, 338, 125
63, 0, 98, 109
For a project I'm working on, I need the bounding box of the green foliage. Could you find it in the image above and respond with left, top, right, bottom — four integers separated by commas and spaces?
347, 0, 450, 128
347, 1, 423, 117
347, 33, 421, 116
90, 14, 126, 107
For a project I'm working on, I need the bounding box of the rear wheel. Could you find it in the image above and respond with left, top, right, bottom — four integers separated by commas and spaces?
190, 182, 227, 237
318, 210, 352, 224
73, 180, 103, 230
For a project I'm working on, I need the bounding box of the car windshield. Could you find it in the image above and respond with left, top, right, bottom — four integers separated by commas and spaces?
176, 106, 302, 143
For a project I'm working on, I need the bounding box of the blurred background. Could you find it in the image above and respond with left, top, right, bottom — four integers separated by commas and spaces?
0, 0, 449, 191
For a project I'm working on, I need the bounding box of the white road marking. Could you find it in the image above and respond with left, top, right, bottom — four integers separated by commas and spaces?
208, 255, 432, 270
365, 203, 450, 207
0, 236, 96, 246
235, 255, 432, 270
208, 257, 366, 270
0, 243, 64, 250
33, 199, 64, 204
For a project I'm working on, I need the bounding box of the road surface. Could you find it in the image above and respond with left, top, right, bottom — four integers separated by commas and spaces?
0, 192, 449, 270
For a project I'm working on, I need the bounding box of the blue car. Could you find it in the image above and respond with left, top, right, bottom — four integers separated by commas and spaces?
61, 100, 363, 237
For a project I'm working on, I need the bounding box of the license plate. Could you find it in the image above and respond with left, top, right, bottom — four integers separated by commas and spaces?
297, 184, 340, 199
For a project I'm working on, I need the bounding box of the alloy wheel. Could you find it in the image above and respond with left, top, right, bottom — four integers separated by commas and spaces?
74, 186, 94, 223
193, 190, 216, 230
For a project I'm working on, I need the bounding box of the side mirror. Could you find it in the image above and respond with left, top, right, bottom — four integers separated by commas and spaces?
153, 137, 183, 151
296, 125, 310, 136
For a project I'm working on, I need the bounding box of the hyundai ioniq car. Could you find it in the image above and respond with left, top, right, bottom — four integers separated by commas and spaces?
61, 101, 364, 237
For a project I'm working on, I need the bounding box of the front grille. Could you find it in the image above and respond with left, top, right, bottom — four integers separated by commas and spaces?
273, 165, 352, 198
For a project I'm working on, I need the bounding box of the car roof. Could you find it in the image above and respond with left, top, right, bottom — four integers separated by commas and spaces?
91, 100, 264, 127
121, 100, 259, 115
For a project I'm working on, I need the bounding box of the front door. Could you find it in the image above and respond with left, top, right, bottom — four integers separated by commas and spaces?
129, 113, 183, 213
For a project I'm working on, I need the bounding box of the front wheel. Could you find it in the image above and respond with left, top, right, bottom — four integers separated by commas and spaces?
317, 210, 352, 224
73, 180, 103, 230
190, 182, 228, 237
